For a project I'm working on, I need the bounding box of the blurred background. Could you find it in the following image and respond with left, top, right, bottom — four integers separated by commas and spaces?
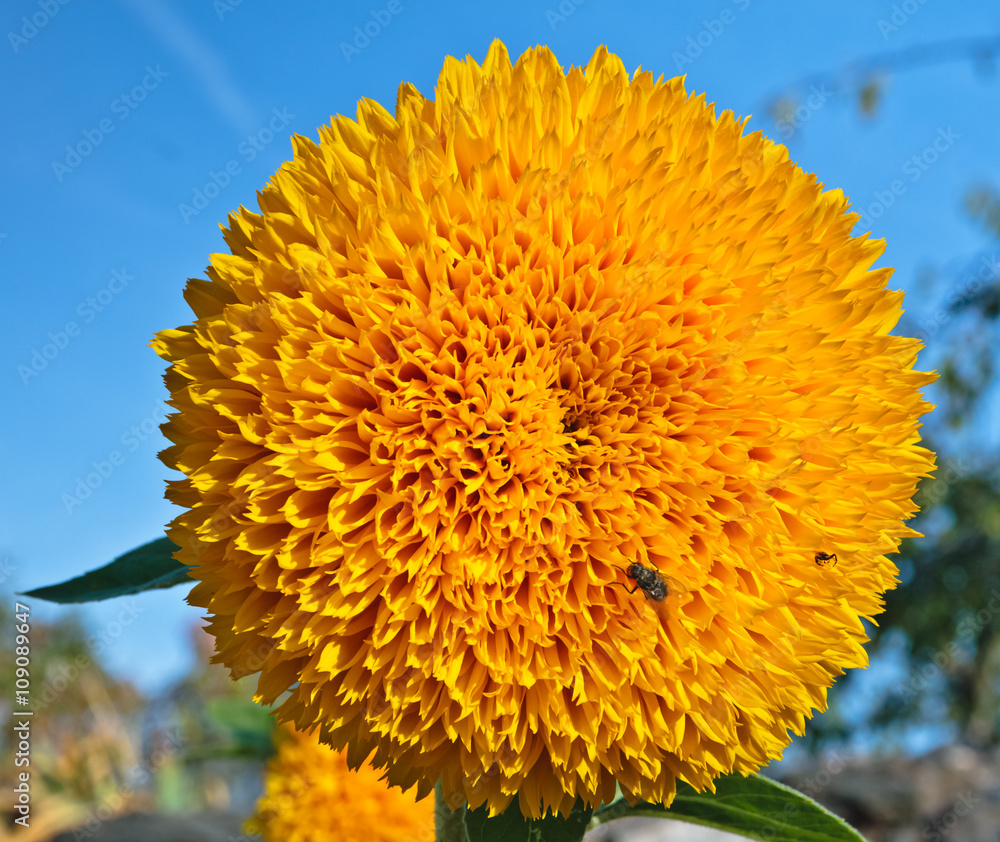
2, 1, 999, 839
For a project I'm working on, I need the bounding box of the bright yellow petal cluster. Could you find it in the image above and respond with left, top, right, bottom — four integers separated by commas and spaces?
154, 41, 935, 818
246, 724, 434, 842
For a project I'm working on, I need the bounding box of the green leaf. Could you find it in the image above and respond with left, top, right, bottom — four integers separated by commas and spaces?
22, 537, 192, 604
184, 697, 276, 760
592, 773, 866, 842
436, 780, 469, 842
465, 798, 593, 842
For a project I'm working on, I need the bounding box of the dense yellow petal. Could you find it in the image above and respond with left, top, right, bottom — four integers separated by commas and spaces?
246, 725, 434, 841
155, 40, 935, 818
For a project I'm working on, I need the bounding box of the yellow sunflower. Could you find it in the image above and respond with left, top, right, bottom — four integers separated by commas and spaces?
246, 724, 434, 841
154, 41, 935, 818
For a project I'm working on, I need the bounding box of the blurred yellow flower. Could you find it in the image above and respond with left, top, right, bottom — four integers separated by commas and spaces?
246, 724, 434, 841
154, 40, 935, 818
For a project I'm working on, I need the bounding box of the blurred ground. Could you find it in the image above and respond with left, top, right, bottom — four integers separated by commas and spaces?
5, 611, 1000, 842
778, 743, 1000, 842
47, 812, 251, 842
25, 743, 1000, 842
586, 817, 748, 841
591, 742, 1000, 841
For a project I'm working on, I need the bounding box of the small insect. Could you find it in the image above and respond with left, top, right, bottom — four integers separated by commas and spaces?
814, 551, 838, 568
615, 562, 669, 601
611, 562, 689, 625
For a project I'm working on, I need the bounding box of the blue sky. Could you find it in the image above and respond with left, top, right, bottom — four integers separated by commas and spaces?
3, 0, 998, 697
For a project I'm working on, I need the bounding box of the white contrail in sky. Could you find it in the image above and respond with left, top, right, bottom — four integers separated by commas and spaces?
121, 0, 258, 135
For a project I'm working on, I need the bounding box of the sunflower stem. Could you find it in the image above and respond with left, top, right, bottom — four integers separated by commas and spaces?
435, 779, 468, 842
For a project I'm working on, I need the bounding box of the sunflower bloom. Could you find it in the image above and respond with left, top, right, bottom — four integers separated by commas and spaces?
246, 724, 434, 841
154, 41, 935, 818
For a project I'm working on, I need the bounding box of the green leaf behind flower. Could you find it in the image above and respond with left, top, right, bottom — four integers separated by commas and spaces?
593, 772, 866, 842
185, 697, 276, 760
22, 537, 191, 603
465, 798, 593, 842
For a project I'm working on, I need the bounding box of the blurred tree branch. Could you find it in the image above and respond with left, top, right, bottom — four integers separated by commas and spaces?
764, 33, 1000, 122
764, 32, 1000, 753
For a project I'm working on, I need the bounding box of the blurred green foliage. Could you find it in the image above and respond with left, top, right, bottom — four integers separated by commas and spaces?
814, 150, 1000, 754
768, 51, 1000, 754
0, 604, 274, 835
